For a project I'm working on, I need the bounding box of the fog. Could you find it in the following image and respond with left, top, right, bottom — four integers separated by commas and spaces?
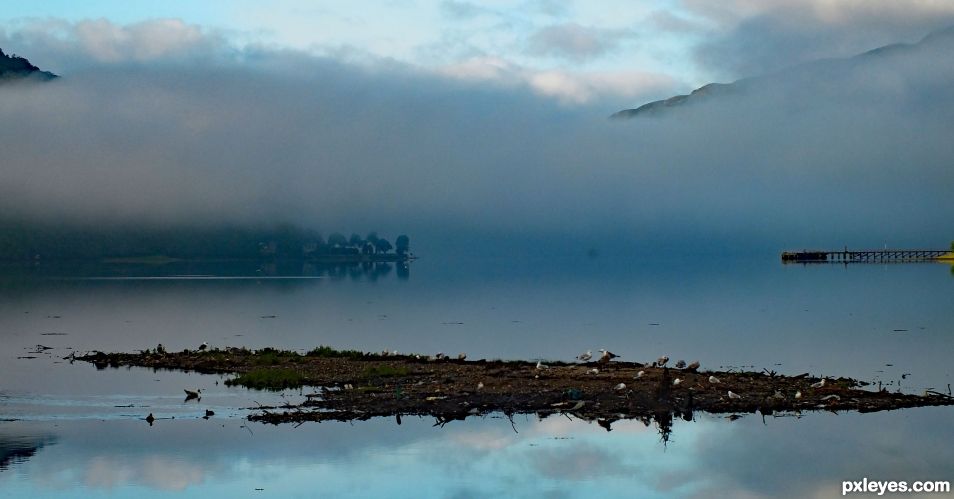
1, 25, 953, 257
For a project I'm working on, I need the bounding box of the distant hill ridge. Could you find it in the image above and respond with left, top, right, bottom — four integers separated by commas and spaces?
612, 25, 954, 119
0, 48, 57, 81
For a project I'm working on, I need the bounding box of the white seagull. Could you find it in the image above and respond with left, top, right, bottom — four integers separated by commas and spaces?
727, 391, 741, 400
655, 356, 669, 367
672, 378, 682, 386
614, 383, 626, 391
577, 350, 593, 362
708, 376, 721, 384
635, 370, 645, 379
476, 382, 484, 390
795, 390, 803, 399
686, 361, 700, 370
586, 368, 600, 375
457, 353, 467, 361
536, 361, 549, 370
810, 379, 826, 389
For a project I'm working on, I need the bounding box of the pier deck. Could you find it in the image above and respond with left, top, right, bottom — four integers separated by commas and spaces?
781, 249, 950, 263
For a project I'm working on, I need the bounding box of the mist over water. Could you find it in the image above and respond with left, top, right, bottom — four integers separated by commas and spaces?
2, 26, 953, 256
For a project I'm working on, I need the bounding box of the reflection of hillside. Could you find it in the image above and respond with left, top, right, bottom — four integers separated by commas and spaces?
0, 433, 56, 471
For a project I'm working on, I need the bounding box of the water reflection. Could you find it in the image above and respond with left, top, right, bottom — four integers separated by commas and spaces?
0, 432, 56, 471
0, 259, 410, 282
1, 407, 951, 498
0, 255, 952, 497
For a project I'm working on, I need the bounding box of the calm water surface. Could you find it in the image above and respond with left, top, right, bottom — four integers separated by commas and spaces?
1, 255, 952, 497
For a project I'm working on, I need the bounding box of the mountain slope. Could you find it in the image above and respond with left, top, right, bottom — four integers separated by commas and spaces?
0, 48, 57, 81
612, 25, 954, 119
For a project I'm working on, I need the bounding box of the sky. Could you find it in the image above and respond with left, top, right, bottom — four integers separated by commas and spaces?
6, 0, 954, 103
1, 1, 953, 255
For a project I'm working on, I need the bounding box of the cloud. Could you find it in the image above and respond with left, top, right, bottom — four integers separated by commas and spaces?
0, 18, 952, 255
527, 0, 572, 18
680, 0, 954, 78
525, 22, 636, 63
0, 18, 231, 72
439, 55, 676, 103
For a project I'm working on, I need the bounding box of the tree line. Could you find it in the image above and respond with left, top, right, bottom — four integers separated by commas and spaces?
0, 222, 409, 261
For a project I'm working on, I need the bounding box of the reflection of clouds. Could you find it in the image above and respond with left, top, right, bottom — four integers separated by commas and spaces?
85, 456, 133, 488
140, 456, 205, 491
687, 409, 954, 499
449, 431, 511, 451
36, 454, 212, 492
528, 443, 635, 480
4, 408, 953, 497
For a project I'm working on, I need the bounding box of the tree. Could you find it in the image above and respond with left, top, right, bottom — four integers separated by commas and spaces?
328, 232, 347, 247
349, 233, 363, 248
395, 234, 410, 255
375, 238, 393, 254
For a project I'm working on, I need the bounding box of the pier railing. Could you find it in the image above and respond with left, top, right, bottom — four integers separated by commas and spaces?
781, 249, 950, 263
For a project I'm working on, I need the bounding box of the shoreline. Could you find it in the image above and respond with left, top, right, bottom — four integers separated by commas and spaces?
75, 347, 954, 429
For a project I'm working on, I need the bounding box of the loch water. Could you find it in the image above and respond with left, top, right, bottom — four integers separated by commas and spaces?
1, 255, 952, 498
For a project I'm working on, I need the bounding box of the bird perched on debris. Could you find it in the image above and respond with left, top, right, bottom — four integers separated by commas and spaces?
599, 349, 619, 362
476, 382, 484, 390
675, 360, 686, 369
811, 379, 826, 389
198, 342, 208, 351
635, 370, 645, 379
457, 353, 467, 361
708, 376, 721, 384
795, 391, 802, 399
655, 356, 669, 367
727, 391, 741, 400
614, 383, 626, 391
577, 350, 593, 362
536, 361, 549, 370
434, 352, 447, 360
184, 388, 201, 400
673, 378, 682, 386
586, 368, 600, 375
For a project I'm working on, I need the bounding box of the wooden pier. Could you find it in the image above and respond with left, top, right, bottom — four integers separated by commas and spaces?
782, 249, 951, 263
